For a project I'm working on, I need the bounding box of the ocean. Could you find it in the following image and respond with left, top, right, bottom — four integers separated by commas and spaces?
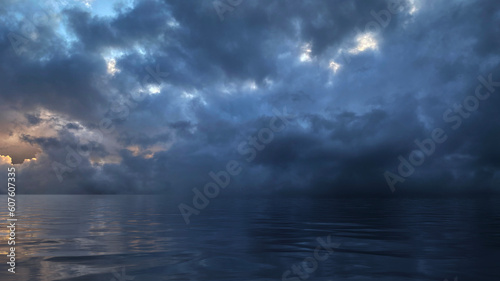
0, 195, 498, 280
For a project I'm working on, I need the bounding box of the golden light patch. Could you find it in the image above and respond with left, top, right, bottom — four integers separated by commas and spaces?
126, 145, 141, 156
126, 144, 172, 159
349, 33, 378, 54
0, 155, 12, 165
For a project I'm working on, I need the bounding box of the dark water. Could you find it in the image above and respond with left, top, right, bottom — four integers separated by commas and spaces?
0, 195, 499, 280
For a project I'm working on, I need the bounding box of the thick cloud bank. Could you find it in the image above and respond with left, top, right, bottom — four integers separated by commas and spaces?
1, 0, 499, 195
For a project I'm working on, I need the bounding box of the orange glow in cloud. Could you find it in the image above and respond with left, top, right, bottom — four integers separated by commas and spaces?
0, 155, 37, 165
23, 158, 37, 163
127, 145, 141, 157
0, 155, 12, 165
126, 144, 171, 159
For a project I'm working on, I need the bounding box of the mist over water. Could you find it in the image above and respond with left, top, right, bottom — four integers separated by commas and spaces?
1, 195, 498, 280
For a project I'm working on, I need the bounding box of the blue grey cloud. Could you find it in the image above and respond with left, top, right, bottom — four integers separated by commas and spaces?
0, 0, 499, 196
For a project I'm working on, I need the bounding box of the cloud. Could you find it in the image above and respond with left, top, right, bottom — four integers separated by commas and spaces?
0, 0, 499, 195
0, 155, 12, 165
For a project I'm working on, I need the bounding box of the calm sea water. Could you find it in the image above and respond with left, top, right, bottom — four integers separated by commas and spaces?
0, 195, 499, 280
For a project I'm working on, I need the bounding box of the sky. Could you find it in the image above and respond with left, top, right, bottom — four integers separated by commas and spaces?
0, 0, 499, 196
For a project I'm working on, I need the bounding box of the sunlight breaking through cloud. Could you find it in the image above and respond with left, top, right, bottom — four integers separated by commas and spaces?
106, 59, 119, 76
300, 43, 313, 62
348, 33, 378, 54
329, 60, 341, 73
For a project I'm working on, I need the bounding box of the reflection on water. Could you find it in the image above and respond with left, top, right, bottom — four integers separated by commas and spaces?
0, 195, 499, 280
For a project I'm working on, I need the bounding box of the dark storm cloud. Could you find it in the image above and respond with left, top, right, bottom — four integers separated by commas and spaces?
25, 113, 42, 125
64, 0, 173, 52
1, 0, 499, 195
65, 122, 82, 130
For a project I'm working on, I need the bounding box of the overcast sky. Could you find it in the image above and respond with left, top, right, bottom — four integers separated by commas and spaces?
1, 0, 499, 195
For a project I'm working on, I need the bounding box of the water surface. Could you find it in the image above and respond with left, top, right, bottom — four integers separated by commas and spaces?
0, 195, 499, 280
